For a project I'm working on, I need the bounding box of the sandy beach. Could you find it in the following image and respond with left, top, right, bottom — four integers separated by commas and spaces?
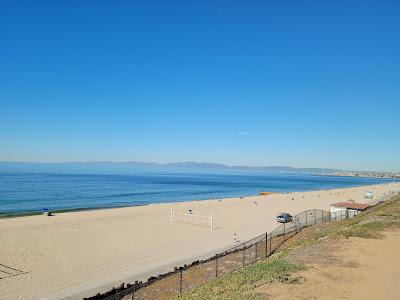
0, 182, 399, 300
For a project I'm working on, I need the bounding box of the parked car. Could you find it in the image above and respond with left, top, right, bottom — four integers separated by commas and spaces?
276, 213, 293, 223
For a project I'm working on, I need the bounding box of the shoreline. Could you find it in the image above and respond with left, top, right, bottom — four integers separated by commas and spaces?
1, 182, 399, 300
1, 179, 398, 219
321, 172, 400, 180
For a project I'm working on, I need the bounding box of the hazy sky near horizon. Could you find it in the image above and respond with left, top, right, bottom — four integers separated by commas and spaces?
1, 1, 400, 171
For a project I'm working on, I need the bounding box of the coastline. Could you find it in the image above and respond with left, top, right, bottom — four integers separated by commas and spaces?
1, 176, 397, 219
0, 182, 399, 300
321, 172, 400, 179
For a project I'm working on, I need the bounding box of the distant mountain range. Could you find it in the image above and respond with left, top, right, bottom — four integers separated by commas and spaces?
0, 161, 340, 174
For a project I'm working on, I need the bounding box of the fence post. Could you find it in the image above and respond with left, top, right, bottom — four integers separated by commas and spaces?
269, 234, 272, 256
242, 244, 246, 267
179, 270, 183, 294
255, 243, 258, 261
215, 256, 218, 278
306, 210, 308, 226
314, 209, 317, 225
265, 232, 268, 258
283, 223, 286, 235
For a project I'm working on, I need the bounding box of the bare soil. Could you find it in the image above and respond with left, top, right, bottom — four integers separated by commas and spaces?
254, 230, 400, 300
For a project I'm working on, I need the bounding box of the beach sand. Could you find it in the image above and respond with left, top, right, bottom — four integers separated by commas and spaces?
0, 182, 399, 299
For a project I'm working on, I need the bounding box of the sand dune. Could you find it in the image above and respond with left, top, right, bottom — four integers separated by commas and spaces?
0, 182, 399, 299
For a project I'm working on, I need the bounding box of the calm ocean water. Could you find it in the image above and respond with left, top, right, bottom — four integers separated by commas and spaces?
0, 172, 394, 216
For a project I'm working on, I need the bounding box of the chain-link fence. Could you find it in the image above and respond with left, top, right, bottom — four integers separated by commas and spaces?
84, 208, 361, 300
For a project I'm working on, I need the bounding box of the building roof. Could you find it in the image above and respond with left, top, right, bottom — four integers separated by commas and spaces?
331, 202, 371, 210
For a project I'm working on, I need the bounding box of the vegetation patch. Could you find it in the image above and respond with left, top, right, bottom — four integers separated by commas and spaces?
177, 258, 305, 300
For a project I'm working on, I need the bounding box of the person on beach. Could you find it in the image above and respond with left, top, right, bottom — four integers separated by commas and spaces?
234, 233, 237, 242
188, 209, 192, 214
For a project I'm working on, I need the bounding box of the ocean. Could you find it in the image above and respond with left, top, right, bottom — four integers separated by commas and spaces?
0, 172, 394, 216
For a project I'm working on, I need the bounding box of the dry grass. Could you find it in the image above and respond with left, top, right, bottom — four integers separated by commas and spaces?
176, 258, 305, 300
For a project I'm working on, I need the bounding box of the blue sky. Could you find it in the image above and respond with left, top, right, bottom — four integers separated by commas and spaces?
1, 1, 399, 171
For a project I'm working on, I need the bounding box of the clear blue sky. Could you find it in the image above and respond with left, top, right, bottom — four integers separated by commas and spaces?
1, 1, 399, 171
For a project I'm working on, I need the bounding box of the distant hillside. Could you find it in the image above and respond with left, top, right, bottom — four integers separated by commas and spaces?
0, 161, 339, 175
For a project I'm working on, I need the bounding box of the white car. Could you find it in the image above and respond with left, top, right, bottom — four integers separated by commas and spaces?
276, 213, 293, 223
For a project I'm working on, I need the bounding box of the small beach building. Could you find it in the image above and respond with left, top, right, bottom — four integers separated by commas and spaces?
330, 201, 371, 219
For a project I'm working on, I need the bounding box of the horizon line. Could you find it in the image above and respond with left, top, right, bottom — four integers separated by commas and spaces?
0, 160, 398, 174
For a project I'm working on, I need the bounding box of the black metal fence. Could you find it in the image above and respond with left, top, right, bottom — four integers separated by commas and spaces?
84, 208, 359, 300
